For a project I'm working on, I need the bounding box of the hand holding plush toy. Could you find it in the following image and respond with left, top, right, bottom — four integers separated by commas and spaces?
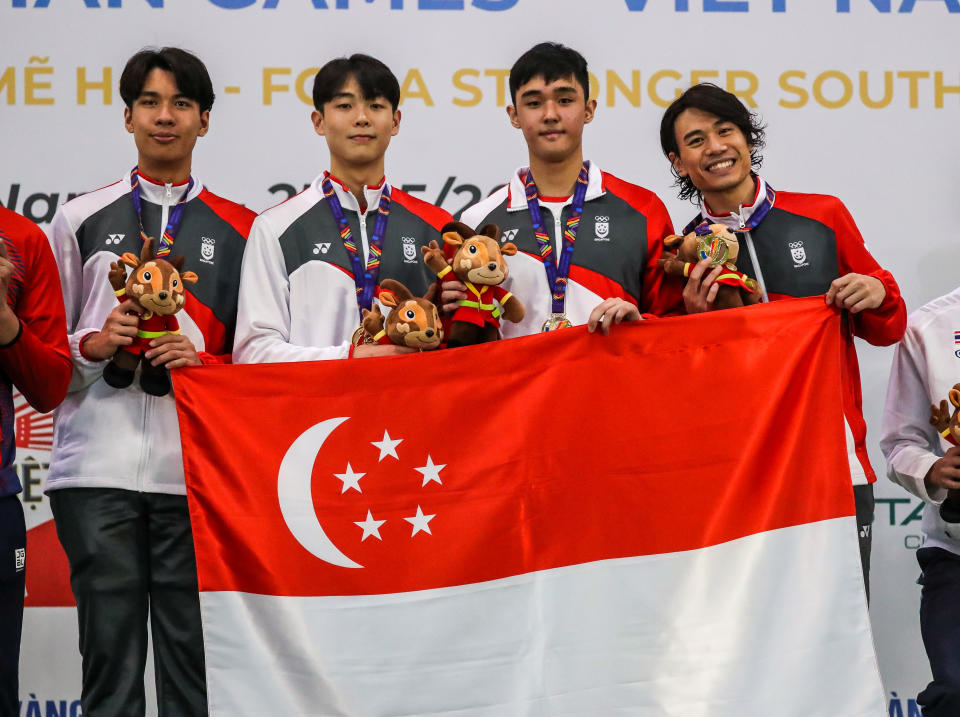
102, 237, 198, 396
659, 222, 762, 310
930, 383, 960, 523
422, 221, 524, 348
361, 279, 443, 351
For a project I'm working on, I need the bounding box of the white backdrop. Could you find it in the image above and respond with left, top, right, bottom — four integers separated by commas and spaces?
3, 1, 958, 714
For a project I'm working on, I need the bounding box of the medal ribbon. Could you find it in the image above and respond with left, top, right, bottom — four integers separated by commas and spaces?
129, 166, 193, 257
683, 180, 777, 235
523, 162, 590, 315
321, 174, 391, 318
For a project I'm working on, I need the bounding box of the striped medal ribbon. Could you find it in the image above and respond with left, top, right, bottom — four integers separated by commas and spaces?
321, 174, 392, 344
129, 166, 193, 257
522, 162, 590, 331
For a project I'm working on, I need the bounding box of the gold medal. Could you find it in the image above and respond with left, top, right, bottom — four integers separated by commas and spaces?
696, 234, 730, 268
351, 326, 375, 346
541, 313, 573, 332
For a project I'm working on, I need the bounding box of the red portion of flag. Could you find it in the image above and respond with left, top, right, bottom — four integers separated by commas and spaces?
175, 298, 852, 597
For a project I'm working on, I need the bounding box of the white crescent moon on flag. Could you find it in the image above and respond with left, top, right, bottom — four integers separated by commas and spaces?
277, 416, 362, 569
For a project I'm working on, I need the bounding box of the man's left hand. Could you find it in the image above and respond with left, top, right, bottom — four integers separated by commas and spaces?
825, 273, 885, 314
145, 334, 201, 369
587, 298, 641, 335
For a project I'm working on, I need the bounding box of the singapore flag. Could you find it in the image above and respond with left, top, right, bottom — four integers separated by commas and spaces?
175, 298, 885, 716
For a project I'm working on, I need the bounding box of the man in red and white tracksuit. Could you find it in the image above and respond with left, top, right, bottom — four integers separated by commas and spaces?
46, 48, 255, 716
660, 83, 906, 598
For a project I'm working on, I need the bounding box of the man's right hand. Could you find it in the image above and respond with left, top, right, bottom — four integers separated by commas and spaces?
353, 343, 416, 358
682, 259, 724, 314
440, 280, 467, 314
925, 446, 960, 495
82, 300, 142, 361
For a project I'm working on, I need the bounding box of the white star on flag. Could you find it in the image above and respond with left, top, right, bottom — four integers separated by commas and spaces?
414, 455, 445, 487
354, 510, 386, 542
404, 505, 435, 537
334, 463, 365, 494
372, 430, 402, 461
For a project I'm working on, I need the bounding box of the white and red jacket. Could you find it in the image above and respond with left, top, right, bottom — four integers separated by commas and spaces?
881, 288, 960, 555
460, 161, 683, 337
234, 173, 451, 364
47, 170, 254, 495
693, 176, 906, 485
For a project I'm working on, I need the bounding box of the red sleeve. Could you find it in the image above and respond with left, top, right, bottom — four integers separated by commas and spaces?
198, 351, 231, 365
0, 216, 71, 413
831, 199, 906, 346
601, 173, 684, 318
640, 200, 685, 318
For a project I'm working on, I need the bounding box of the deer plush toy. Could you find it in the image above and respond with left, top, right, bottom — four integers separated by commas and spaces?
421, 221, 524, 348
361, 279, 444, 351
930, 383, 960, 523
102, 237, 198, 396
659, 222, 762, 309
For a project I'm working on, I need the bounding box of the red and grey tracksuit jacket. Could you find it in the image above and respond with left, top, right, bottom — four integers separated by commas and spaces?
234, 172, 452, 364
693, 177, 906, 485
46, 170, 255, 496
460, 161, 684, 338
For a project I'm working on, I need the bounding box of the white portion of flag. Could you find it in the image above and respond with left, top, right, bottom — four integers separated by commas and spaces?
200, 517, 884, 716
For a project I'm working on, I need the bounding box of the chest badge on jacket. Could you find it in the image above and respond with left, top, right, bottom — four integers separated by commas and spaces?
789, 240, 810, 269
594, 215, 610, 242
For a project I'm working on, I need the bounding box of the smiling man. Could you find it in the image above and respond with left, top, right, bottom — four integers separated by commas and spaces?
659, 82, 906, 597
234, 54, 451, 363
46, 47, 255, 716
458, 42, 682, 337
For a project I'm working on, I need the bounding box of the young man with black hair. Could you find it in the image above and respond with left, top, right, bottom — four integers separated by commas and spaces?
660, 82, 906, 596
234, 54, 451, 363
47, 47, 255, 716
457, 42, 681, 335
0, 208, 71, 717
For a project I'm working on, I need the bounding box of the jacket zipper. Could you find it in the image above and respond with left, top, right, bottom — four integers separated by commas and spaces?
553, 209, 563, 267
136, 392, 152, 491
159, 182, 173, 240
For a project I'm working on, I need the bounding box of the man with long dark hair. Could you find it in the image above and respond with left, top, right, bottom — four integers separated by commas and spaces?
660, 83, 906, 597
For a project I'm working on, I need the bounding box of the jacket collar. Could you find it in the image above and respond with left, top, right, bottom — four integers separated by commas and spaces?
126, 168, 203, 204
318, 171, 389, 214
701, 175, 769, 230
506, 160, 605, 212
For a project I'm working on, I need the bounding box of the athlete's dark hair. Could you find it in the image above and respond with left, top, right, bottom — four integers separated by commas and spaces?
509, 42, 590, 107
312, 54, 401, 112
660, 83, 766, 203
119, 47, 215, 114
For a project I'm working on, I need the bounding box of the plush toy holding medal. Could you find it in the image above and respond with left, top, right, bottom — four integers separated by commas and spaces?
360, 279, 443, 351
930, 383, 960, 523
422, 221, 524, 348
659, 222, 762, 309
103, 237, 198, 396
